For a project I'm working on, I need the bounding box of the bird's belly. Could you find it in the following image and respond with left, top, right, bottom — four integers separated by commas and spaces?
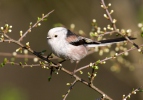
55, 45, 88, 62
69, 45, 88, 61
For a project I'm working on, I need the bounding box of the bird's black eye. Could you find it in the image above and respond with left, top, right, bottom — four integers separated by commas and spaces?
54, 35, 58, 37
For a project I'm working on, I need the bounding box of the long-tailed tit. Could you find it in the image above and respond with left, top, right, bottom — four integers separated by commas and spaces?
47, 27, 135, 70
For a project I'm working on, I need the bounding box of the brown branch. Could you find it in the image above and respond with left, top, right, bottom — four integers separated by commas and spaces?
61, 67, 113, 100
98, 31, 116, 37
7, 62, 42, 67
0, 39, 11, 42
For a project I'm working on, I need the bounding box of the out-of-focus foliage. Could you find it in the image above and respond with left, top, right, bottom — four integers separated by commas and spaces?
0, 86, 28, 100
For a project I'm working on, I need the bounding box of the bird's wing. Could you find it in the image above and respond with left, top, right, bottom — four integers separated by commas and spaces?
67, 35, 100, 46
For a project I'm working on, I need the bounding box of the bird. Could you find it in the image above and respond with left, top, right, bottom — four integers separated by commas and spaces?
47, 27, 135, 72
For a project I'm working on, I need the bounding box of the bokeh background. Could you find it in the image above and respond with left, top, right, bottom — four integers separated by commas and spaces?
0, 0, 143, 100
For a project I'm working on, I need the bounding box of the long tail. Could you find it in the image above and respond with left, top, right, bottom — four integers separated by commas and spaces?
86, 37, 136, 47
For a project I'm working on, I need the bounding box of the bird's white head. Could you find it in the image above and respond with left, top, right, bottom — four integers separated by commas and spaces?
47, 27, 67, 41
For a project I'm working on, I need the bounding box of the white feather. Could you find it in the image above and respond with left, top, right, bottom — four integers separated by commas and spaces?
86, 42, 121, 47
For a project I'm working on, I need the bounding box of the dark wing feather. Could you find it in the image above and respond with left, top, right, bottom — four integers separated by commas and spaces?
99, 37, 136, 44
68, 36, 100, 46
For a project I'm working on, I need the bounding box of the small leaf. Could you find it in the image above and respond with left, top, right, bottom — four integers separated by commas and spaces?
43, 18, 47, 21
42, 50, 47, 52
41, 50, 47, 55
24, 62, 27, 65
93, 66, 99, 69
0, 63, 4, 67
62, 95, 65, 98
79, 71, 83, 74
48, 76, 52, 81
19, 62, 22, 66
26, 42, 30, 48
3, 58, 8, 64
88, 72, 91, 76
11, 62, 14, 65
141, 32, 143, 38
26, 42, 29, 46
138, 88, 143, 92
49, 62, 53, 66
37, 17, 41, 21
93, 73, 97, 77
66, 83, 71, 86
95, 60, 101, 64
53, 23, 63, 27
16, 48, 20, 52
90, 32, 96, 37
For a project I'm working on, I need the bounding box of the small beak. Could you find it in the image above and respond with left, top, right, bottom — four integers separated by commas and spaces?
47, 37, 51, 39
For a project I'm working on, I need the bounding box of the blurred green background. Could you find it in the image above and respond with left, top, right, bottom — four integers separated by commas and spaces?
0, 0, 143, 100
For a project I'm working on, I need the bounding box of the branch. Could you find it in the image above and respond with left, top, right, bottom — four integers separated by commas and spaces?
122, 87, 143, 100
18, 10, 54, 41
61, 67, 113, 100
0, 52, 35, 59
101, 0, 139, 49
75, 44, 143, 73
63, 79, 78, 100
0, 52, 59, 60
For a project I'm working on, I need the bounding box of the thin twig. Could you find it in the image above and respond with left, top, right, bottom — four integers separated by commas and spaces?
0, 52, 35, 59
75, 44, 143, 73
90, 68, 96, 84
7, 62, 41, 67
98, 31, 116, 37
0, 52, 59, 60
63, 79, 78, 100
101, 0, 139, 49
18, 10, 54, 41
122, 87, 142, 100
0, 39, 11, 42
